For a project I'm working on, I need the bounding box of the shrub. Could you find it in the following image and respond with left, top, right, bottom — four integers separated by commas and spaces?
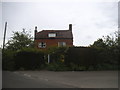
65, 47, 98, 67
44, 47, 68, 62
46, 61, 67, 71
67, 63, 87, 71
2, 50, 16, 71
14, 48, 45, 70
95, 63, 118, 70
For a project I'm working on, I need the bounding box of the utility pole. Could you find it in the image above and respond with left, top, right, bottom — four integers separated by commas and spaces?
3, 22, 7, 51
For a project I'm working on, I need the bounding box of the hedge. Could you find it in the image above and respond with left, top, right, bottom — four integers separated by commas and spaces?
14, 49, 45, 70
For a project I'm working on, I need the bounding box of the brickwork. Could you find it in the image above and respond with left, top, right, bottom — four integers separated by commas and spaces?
35, 39, 73, 49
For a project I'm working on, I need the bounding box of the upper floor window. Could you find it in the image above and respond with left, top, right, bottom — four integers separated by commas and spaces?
38, 42, 46, 48
48, 33, 56, 37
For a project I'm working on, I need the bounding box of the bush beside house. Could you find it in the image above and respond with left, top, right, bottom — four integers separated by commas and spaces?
14, 48, 45, 70
2, 48, 45, 71
2, 46, 119, 71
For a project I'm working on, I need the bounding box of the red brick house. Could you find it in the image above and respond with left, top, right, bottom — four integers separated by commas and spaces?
34, 24, 73, 49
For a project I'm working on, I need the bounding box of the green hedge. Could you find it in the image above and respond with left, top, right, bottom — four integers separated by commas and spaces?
65, 47, 98, 67
2, 50, 16, 71
64, 47, 118, 71
2, 48, 45, 70
2, 46, 119, 71
14, 48, 45, 70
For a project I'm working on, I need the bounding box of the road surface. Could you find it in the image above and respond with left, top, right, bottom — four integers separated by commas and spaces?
2, 71, 118, 88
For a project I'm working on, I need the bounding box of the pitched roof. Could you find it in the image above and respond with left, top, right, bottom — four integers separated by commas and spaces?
36, 30, 73, 39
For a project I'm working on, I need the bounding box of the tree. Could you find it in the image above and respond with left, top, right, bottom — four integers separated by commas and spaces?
90, 31, 119, 70
91, 31, 119, 49
5, 29, 34, 51
90, 38, 107, 49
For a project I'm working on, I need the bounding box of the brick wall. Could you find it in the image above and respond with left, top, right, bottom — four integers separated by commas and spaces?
35, 39, 73, 49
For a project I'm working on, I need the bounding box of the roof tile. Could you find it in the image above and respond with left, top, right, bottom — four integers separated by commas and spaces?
36, 30, 73, 39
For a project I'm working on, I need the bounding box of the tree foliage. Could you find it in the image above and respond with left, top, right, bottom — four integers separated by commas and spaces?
5, 29, 34, 51
90, 39, 107, 49
91, 31, 119, 50
90, 31, 119, 70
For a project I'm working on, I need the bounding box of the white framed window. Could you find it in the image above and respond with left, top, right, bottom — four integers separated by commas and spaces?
48, 33, 56, 37
58, 42, 66, 47
38, 42, 46, 48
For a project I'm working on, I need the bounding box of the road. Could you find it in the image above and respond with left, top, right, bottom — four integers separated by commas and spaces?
2, 71, 74, 88
2, 71, 118, 88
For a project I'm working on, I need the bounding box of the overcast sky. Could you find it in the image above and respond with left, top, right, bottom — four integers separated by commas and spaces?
0, 0, 118, 47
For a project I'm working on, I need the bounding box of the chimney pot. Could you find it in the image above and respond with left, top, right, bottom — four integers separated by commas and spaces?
35, 26, 37, 31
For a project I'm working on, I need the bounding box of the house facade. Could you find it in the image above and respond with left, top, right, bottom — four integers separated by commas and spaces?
34, 24, 73, 49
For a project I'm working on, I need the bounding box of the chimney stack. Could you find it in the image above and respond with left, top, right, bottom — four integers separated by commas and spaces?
35, 26, 37, 39
69, 24, 72, 31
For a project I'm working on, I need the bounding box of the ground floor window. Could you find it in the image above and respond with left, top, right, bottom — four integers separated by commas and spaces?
38, 42, 46, 48
58, 42, 66, 47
